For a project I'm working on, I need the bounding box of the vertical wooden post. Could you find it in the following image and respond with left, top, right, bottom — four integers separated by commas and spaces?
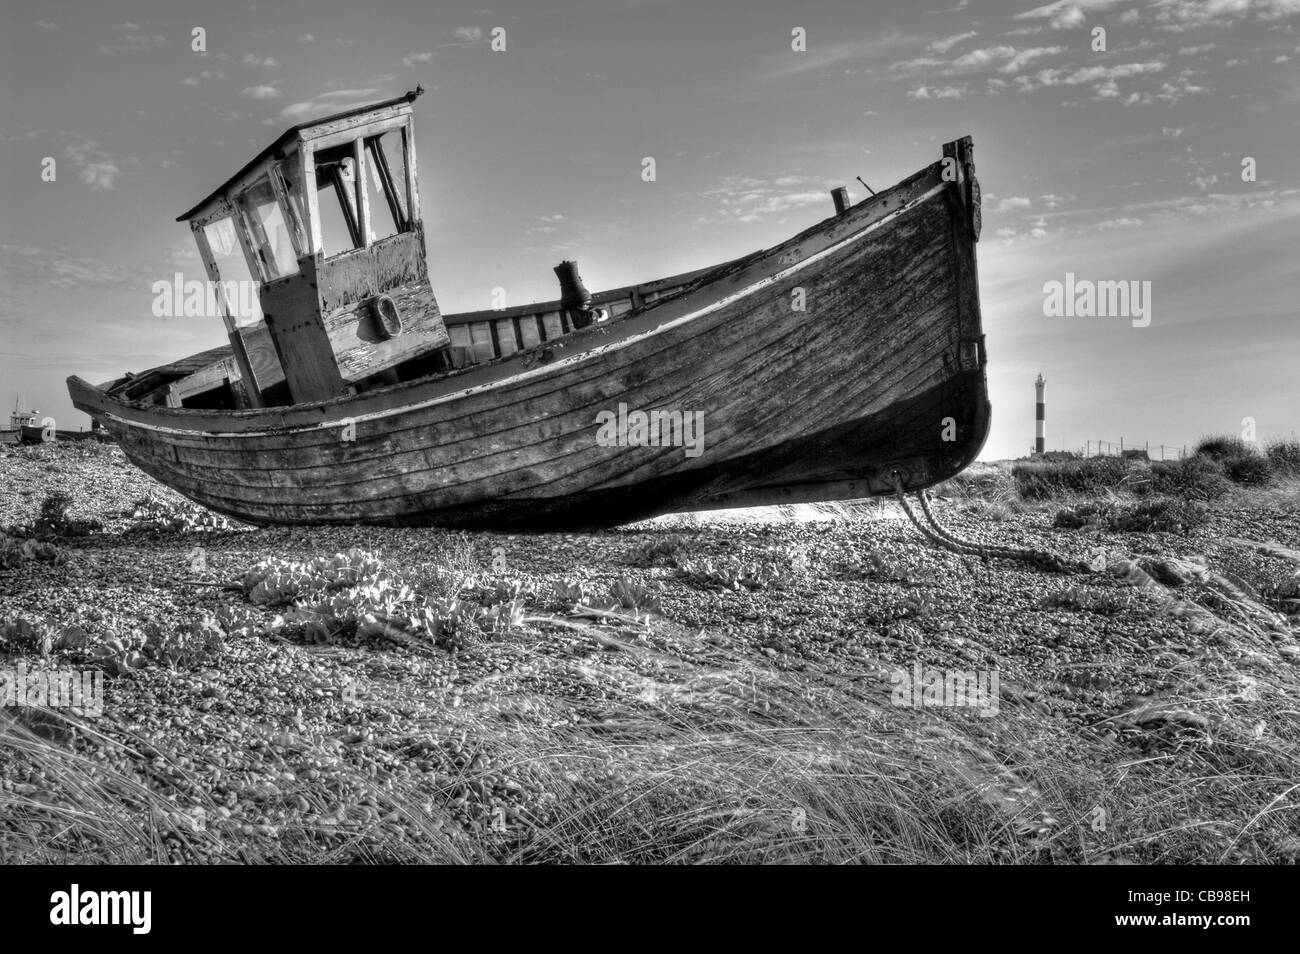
831, 187, 850, 215
403, 121, 420, 223
354, 137, 371, 247
301, 144, 322, 258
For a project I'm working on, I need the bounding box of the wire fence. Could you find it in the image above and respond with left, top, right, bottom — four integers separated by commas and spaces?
1086, 441, 1185, 460
1032, 441, 1188, 460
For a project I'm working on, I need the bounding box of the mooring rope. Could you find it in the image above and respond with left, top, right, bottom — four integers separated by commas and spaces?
891, 473, 1091, 575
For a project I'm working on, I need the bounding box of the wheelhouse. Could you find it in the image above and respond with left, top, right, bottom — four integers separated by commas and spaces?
175, 87, 449, 408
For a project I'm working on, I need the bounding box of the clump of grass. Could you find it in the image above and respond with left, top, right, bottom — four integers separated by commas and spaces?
626, 534, 691, 568
1222, 454, 1273, 487
125, 495, 234, 533
1194, 434, 1251, 461
678, 555, 795, 592
608, 576, 665, 615
1012, 456, 1134, 500
933, 465, 1017, 501
1053, 498, 1208, 533
1264, 437, 1300, 476
1144, 456, 1232, 501
0, 533, 69, 570
955, 498, 1020, 521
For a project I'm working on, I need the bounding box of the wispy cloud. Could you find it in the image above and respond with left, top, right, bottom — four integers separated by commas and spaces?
240, 85, 281, 100
400, 51, 435, 68
98, 22, 167, 55
908, 84, 967, 100
278, 91, 378, 121
243, 53, 280, 69
65, 140, 121, 191
928, 31, 977, 53
0, 244, 134, 288
182, 69, 225, 87
697, 174, 828, 223
1000, 46, 1067, 73
769, 29, 920, 78
1016, 0, 1127, 30
34, 20, 58, 30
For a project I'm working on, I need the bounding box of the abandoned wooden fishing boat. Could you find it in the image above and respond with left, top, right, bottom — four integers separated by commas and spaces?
68, 89, 991, 530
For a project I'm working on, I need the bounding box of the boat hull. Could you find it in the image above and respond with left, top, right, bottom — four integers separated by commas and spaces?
69, 139, 990, 530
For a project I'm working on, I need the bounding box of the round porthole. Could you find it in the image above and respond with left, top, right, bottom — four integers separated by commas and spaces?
372, 295, 403, 338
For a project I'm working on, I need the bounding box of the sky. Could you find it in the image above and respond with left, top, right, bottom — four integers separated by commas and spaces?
1, 0, 1297, 459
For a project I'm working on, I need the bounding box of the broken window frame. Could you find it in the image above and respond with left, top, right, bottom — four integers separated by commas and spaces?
301, 118, 416, 261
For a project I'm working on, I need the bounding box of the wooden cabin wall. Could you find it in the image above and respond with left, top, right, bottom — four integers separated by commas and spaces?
315, 227, 450, 383
324, 280, 447, 380
260, 254, 351, 403
317, 229, 426, 310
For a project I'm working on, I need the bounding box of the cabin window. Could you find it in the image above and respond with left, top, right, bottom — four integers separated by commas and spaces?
273, 158, 310, 256
313, 144, 364, 258
235, 175, 300, 280
362, 148, 400, 244
200, 216, 264, 327
364, 130, 409, 234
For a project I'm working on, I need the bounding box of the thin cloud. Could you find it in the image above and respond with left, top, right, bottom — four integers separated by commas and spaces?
98, 22, 167, 54
319, 88, 382, 100
65, 140, 120, 192
1016, 0, 1126, 30
697, 174, 829, 223
400, 51, 435, 68
0, 244, 135, 288
769, 29, 921, 78
928, 31, 977, 53
1000, 46, 1066, 73
908, 84, 967, 100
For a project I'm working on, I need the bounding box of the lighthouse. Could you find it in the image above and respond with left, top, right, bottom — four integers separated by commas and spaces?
1034, 374, 1046, 456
